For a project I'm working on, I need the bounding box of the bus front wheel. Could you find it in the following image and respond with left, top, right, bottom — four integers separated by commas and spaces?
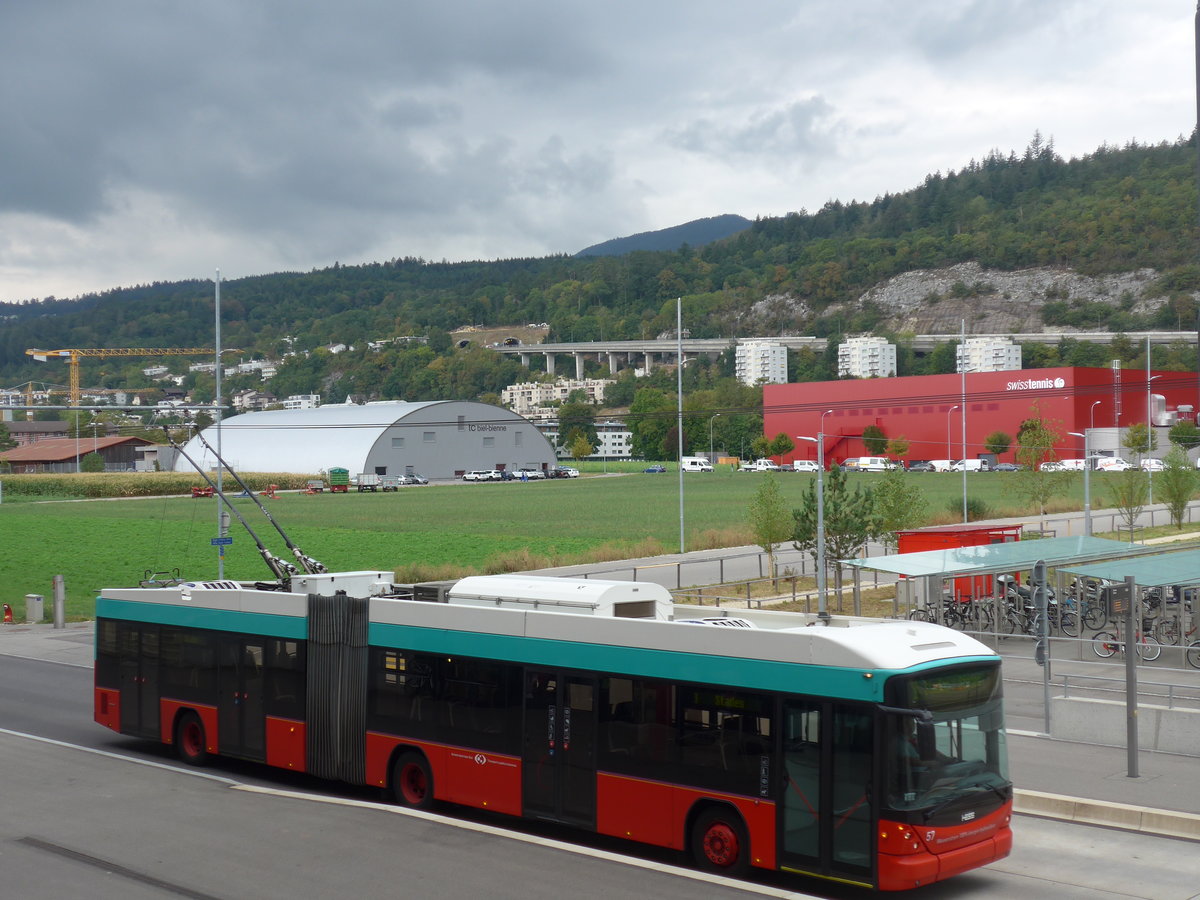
392, 752, 435, 810
690, 807, 750, 877
175, 711, 209, 767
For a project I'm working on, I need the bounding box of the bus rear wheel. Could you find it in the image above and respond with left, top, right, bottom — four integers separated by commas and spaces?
175, 711, 209, 766
392, 752, 435, 810
690, 808, 749, 877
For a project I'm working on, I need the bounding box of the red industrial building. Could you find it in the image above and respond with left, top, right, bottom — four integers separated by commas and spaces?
765, 366, 1200, 467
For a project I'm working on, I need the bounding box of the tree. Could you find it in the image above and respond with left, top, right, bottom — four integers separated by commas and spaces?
1157, 446, 1198, 529
768, 432, 795, 462
0, 421, 15, 452
750, 435, 770, 459
1107, 468, 1148, 542
861, 424, 887, 455
885, 436, 910, 460
747, 476, 793, 586
627, 387, 674, 459
80, 452, 105, 473
568, 432, 595, 461
1122, 423, 1157, 458
984, 431, 1013, 459
791, 465, 883, 612
1013, 409, 1071, 532
873, 467, 927, 551
1168, 420, 1200, 451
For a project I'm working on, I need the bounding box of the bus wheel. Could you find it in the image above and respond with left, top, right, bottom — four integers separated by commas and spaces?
690, 808, 749, 876
392, 752, 435, 810
175, 711, 209, 767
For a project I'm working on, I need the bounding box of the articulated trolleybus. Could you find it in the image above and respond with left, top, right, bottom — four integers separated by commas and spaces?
95, 569, 1011, 891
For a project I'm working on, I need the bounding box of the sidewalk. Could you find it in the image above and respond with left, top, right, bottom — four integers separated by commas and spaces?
4, 618, 1198, 842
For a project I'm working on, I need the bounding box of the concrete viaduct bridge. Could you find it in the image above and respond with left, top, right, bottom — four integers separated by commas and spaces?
495, 331, 1198, 379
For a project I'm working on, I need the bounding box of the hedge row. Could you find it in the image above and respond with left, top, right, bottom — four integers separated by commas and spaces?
0, 472, 316, 499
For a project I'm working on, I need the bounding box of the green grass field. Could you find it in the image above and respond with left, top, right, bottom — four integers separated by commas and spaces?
0, 468, 1132, 619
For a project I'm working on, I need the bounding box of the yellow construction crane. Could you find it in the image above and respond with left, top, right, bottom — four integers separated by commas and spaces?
26, 347, 222, 406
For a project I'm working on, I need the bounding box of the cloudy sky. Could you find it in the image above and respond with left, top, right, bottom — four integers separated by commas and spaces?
1, 0, 1195, 303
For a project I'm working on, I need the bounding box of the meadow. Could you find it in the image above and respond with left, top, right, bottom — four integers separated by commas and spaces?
0, 467, 1106, 619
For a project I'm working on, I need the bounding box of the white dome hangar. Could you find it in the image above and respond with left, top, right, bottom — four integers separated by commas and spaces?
176, 401, 558, 479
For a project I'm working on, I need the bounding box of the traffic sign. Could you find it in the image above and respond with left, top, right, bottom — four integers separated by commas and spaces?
210, 536, 233, 546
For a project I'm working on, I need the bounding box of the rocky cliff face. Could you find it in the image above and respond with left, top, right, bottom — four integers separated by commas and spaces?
849, 261, 1162, 334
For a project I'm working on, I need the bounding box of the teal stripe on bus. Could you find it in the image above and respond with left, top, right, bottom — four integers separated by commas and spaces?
96, 596, 307, 640
370, 621, 892, 700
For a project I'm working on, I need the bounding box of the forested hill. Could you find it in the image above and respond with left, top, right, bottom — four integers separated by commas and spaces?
2, 135, 1198, 401
574, 214, 752, 257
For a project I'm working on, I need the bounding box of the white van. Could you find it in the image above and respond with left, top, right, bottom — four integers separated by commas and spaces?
950, 459, 989, 472
850, 456, 892, 472
680, 456, 714, 472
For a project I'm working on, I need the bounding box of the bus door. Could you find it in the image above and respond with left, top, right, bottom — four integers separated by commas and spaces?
117, 622, 160, 738
522, 669, 597, 827
217, 637, 266, 760
780, 700, 875, 886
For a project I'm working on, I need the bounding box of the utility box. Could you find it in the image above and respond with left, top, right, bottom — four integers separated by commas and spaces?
895, 523, 1023, 603
25, 593, 44, 624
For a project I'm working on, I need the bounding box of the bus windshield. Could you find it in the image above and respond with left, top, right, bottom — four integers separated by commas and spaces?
884, 664, 1009, 814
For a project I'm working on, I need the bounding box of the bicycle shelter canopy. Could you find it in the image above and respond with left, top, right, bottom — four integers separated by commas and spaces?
1058, 547, 1200, 588
844, 535, 1137, 578
841, 535, 1141, 616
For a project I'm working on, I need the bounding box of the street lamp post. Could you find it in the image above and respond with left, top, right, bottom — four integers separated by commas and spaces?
1069, 431, 1092, 536
708, 413, 721, 464
798, 408, 834, 623
946, 405, 959, 463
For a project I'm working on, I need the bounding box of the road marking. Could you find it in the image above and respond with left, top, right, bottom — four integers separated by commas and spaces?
0, 727, 817, 898
0, 727, 239, 785
233, 783, 819, 898
18, 836, 228, 900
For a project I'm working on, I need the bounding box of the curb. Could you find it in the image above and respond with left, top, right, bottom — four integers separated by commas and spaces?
1014, 789, 1200, 842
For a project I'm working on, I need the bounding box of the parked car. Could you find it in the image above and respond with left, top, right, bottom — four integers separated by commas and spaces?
402, 473, 429, 485
643, 464, 667, 473
1140, 458, 1165, 472
790, 460, 820, 473
1094, 458, 1132, 472
462, 470, 494, 482
515, 468, 545, 480
1039, 461, 1064, 472
549, 466, 579, 478
993, 462, 1021, 472
951, 459, 990, 472
908, 460, 935, 473
928, 460, 954, 472
1058, 458, 1087, 471
680, 456, 715, 472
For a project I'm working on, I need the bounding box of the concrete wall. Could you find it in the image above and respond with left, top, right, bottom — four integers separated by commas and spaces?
1049, 696, 1200, 757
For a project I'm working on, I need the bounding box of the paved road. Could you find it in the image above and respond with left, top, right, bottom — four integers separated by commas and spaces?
3, 626, 1200, 898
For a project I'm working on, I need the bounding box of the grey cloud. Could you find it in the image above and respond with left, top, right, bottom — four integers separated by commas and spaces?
666, 97, 838, 162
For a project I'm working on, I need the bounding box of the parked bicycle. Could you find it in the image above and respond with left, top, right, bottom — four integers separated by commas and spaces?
1154, 619, 1200, 668
1091, 618, 1162, 662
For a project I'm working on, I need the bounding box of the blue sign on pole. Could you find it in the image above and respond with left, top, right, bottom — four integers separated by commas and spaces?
210, 536, 233, 546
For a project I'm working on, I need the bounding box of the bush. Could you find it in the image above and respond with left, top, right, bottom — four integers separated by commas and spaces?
946, 497, 992, 521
